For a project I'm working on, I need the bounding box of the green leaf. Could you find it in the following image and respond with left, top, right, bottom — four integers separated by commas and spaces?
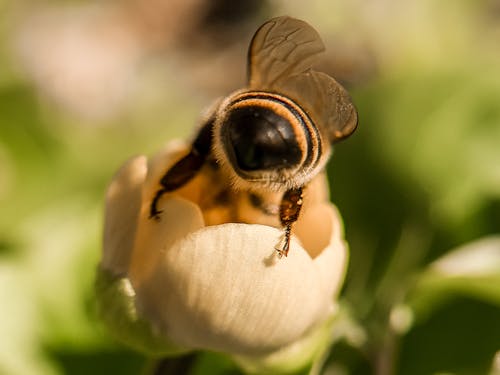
408, 236, 500, 322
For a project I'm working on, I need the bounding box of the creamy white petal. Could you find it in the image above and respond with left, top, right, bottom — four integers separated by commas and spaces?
312, 204, 348, 300
129, 196, 205, 286
102, 155, 147, 275
135, 220, 336, 356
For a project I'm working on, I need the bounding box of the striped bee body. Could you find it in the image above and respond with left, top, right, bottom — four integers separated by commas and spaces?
150, 16, 358, 257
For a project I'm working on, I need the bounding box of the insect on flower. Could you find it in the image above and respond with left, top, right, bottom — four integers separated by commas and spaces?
149, 16, 358, 257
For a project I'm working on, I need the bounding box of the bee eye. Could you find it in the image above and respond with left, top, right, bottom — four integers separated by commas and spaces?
226, 106, 302, 171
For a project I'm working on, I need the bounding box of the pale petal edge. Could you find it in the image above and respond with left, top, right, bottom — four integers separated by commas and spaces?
102, 155, 147, 276
313, 203, 349, 300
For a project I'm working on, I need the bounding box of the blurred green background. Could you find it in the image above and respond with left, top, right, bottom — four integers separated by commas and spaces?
0, 0, 499, 374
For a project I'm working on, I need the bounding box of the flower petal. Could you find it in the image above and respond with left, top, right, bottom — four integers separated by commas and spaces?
135, 221, 335, 356
312, 204, 349, 300
293, 172, 332, 258
102, 155, 147, 275
129, 196, 205, 286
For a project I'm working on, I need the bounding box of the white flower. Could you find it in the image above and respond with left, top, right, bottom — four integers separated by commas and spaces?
98, 141, 348, 369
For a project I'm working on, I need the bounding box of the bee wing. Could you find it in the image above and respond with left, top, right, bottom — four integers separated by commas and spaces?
277, 71, 358, 143
248, 16, 325, 89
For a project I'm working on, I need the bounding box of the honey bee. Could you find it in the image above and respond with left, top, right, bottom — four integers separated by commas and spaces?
150, 16, 358, 257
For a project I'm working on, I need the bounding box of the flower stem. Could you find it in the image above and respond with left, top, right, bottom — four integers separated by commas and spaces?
144, 353, 198, 375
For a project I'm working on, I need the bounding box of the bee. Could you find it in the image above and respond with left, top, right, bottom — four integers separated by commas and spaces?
150, 16, 358, 257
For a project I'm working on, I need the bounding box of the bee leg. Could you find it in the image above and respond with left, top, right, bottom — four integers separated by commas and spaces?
275, 224, 292, 258
150, 189, 166, 220
149, 117, 214, 220
275, 187, 303, 257
148, 151, 206, 220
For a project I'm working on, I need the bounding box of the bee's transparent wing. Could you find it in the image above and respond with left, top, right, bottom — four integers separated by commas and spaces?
248, 16, 357, 142
248, 16, 325, 89
278, 71, 358, 142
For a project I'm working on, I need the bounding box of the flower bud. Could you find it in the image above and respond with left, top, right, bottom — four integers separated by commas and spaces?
97, 141, 349, 368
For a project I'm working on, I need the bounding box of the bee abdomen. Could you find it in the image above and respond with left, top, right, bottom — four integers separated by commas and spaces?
218, 91, 323, 180
226, 105, 302, 171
